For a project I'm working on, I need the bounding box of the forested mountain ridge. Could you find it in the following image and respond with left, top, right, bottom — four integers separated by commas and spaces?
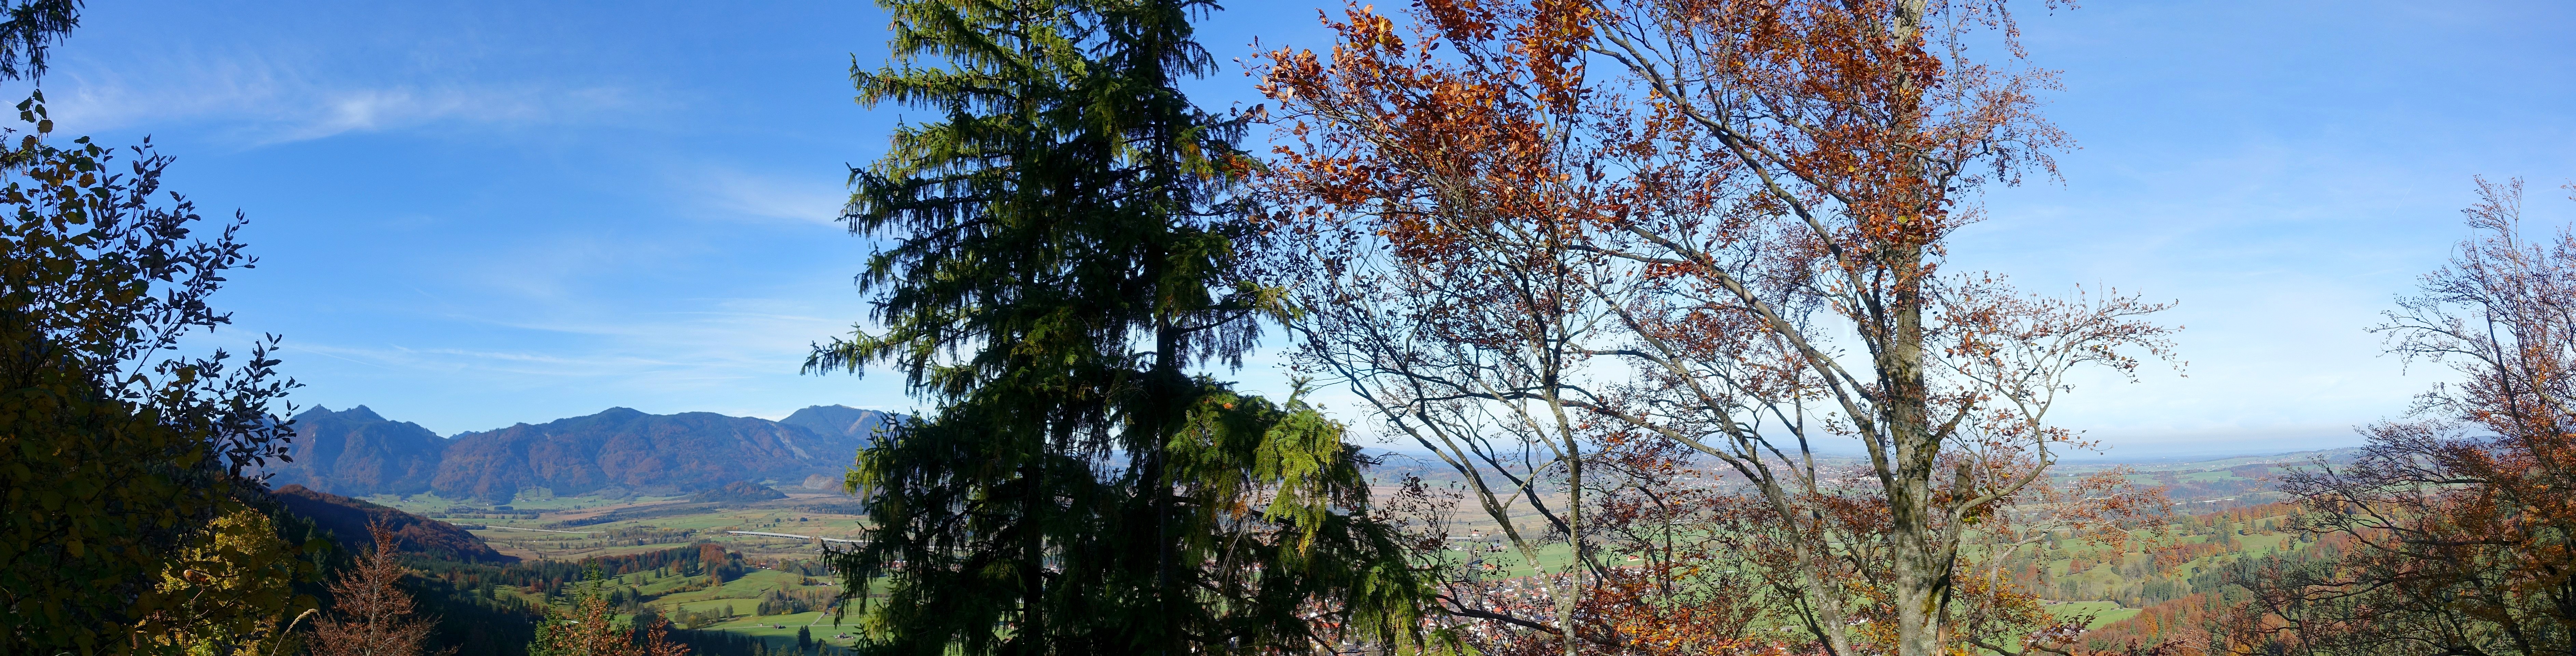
271, 484, 515, 563
262, 405, 904, 502
430, 407, 853, 502
264, 406, 448, 495
777, 404, 897, 442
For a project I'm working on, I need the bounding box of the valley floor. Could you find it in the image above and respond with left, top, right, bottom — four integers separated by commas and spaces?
373, 448, 2344, 652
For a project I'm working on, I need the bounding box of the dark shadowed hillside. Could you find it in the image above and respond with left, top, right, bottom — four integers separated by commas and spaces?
273, 484, 515, 563
265, 406, 448, 496
691, 480, 788, 503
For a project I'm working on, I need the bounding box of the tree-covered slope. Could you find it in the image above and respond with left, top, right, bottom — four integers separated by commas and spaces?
273, 484, 515, 563
430, 408, 867, 502
266, 405, 449, 496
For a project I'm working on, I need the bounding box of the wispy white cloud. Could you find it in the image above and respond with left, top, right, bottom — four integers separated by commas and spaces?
45, 46, 636, 145
283, 293, 879, 424
688, 168, 850, 225
246, 85, 632, 145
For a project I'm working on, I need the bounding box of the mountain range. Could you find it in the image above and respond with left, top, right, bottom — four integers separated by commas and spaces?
262, 404, 900, 503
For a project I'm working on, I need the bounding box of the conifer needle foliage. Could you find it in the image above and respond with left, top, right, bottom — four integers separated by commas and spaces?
808, 1, 1428, 654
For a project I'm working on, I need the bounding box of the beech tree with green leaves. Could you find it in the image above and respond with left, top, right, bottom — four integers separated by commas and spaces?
808, 0, 1426, 654
0, 10, 318, 654
0, 94, 303, 654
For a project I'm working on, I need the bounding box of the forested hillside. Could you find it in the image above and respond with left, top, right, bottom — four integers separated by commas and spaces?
273, 484, 515, 563
264, 406, 448, 495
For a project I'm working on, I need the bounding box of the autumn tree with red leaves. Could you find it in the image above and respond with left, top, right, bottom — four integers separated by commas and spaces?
2263, 179, 2576, 656
531, 575, 690, 656
309, 521, 439, 656
1259, 1, 2172, 655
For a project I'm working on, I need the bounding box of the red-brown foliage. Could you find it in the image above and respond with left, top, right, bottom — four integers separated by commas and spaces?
2077, 593, 2229, 656
1259, 1, 2170, 655
2194, 502, 2299, 528
309, 521, 442, 656
2260, 179, 2576, 655
2145, 542, 2225, 572
540, 588, 691, 656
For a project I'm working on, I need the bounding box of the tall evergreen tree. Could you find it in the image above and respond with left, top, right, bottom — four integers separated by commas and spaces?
809, 0, 1424, 654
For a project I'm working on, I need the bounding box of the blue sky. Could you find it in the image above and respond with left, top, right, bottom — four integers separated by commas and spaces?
28, 1, 2573, 456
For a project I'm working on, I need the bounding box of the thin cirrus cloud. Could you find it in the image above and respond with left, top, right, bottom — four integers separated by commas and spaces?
293, 343, 687, 378
246, 85, 632, 145
281, 300, 880, 430
47, 51, 635, 145
690, 168, 852, 226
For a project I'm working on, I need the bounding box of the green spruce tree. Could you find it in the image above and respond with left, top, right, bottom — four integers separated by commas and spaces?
524, 605, 561, 656
810, 0, 1425, 654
